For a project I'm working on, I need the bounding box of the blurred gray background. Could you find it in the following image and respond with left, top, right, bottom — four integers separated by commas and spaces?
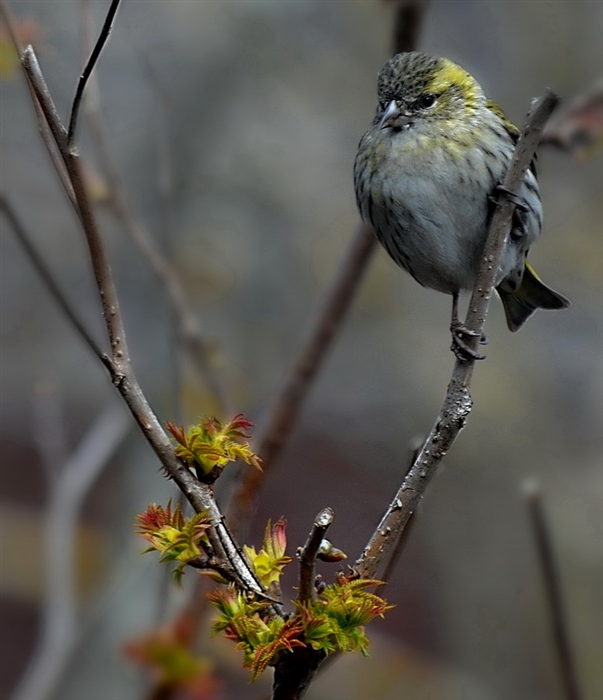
1, 1, 601, 699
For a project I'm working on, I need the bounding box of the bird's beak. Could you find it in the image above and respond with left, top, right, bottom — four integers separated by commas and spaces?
379, 100, 413, 130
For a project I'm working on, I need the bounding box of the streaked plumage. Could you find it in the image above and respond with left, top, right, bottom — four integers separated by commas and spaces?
354, 52, 569, 349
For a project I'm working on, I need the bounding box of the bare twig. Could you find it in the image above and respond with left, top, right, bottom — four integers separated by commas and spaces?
67, 0, 121, 145
21, 46, 129, 368
12, 403, 131, 700
227, 0, 430, 539
20, 47, 68, 150
355, 89, 559, 579
297, 508, 334, 604
12, 36, 262, 600
0, 194, 109, 367
523, 480, 583, 700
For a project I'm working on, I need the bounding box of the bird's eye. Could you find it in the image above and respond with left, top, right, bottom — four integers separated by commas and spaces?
414, 94, 436, 110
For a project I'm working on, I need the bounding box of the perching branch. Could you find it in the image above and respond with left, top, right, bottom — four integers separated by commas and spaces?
375, 438, 422, 590
355, 89, 559, 579
523, 480, 583, 700
297, 508, 334, 604
227, 0, 430, 536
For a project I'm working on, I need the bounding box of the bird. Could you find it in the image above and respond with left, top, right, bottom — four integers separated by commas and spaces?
354, 51, 570, 360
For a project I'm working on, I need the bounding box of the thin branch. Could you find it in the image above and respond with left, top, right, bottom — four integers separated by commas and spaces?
297, 508, 334, 604
20, 46, 68, 150
0, 194, 110, 367
523, 480, 583, 700
13, 44, 262, 600
355, 89, 559, 580
67, 0, 121, 145
376, 438, 422, 589
19, 47, 132, 372
226, 0, 430, 539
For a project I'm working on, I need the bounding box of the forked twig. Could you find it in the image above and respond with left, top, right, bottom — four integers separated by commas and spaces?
3, 1, 263, 603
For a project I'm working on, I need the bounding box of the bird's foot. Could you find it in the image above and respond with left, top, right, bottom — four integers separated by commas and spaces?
493, 184, 530, 212
450, 322, 487, 362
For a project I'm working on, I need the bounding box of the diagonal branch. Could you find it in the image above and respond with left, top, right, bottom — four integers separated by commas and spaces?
0, 194, 110, 367
20, 46, 68, 151
67, 0, 121, 145
10, 37, 262, 600
355, 89, 559, 580
227, 223, 376, 531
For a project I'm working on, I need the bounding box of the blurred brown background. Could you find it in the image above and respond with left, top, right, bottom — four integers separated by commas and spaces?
1, 1, 601, 699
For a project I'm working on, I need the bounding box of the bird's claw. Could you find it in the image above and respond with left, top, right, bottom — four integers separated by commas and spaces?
494, 184, 530, 212
450, 323, 487, 362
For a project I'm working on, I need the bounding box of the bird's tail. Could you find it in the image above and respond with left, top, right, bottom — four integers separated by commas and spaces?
497, 261, 570, 332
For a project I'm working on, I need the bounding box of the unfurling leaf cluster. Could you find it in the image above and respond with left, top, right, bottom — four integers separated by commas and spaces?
243, 518, 292, 588
136, 416, 392, 684
167, 413, 262, 479
135, 501, 211, 583
208, 574, 393, 681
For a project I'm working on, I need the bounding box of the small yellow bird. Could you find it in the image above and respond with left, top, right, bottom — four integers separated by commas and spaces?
354, 52, 570, 359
